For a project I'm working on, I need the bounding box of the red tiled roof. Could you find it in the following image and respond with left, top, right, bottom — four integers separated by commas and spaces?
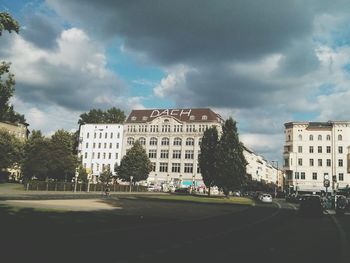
125, 108, 223, 123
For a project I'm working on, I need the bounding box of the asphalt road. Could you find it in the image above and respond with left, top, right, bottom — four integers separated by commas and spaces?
1, 196, 349, 263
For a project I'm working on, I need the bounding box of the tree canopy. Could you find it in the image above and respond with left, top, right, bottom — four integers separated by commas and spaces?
0, 12, 20, 35
0, 128, 23, 170
115, 141, 152, 183
78, 107, 126, 125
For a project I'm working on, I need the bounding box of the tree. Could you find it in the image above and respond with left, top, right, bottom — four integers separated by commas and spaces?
99, 167, 113, 188
77, 165, 88, 183
0, 12, 25, 124
22, 130, 51, 181
115, 141, 152, 183
48, 130, 78, 181
78, 107, 126, 125
105, 107, 126, 123
215, 118, 247, 196
199, 126, 219, 196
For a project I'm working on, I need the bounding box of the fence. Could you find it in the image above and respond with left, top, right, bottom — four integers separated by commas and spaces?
25, 181, 148, 192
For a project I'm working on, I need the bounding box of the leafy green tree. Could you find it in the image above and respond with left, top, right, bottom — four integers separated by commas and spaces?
77, 165, 88, 183
215, 118, 247, 196
99, 167, 113, 187
48, 130, 78, 181
199, 126, 219, 196
0, 12, 25, 124
78, 107, 126, 125
22, 130, 50, 181
105, 107, 126, 123
115, 141, 152, 183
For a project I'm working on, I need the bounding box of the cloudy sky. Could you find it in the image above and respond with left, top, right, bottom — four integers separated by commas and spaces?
2, 0, 350, 163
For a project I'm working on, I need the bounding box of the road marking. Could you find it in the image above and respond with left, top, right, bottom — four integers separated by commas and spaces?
330, 214, 350, 263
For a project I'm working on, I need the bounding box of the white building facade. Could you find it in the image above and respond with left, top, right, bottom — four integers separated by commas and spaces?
78, 124, 124, 180
123, 108, 224, 186
283, 121, 350, 193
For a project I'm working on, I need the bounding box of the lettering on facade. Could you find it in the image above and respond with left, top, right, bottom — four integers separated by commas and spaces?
150, 109, 192, 118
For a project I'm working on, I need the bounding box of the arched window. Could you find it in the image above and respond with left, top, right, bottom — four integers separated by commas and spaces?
288, 135, 291, 141
318, 135, 322, 141
139, 137, 146, 146
127, 137, 134, 146
309, 135, 313, 141
338, 134, 343, 141
298, 135, 302, 141
150, 137, 158, 146
161, 137, 170, 146
186, 138, 194, 146
173, 137, 182, 146
326, 135, 331, 141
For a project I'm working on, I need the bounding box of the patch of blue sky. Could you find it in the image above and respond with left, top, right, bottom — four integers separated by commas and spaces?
292, 112, 318, 121
316, 83, 335, 96
342, 63, 350, 75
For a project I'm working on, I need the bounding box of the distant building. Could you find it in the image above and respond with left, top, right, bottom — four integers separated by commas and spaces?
0, 121, 28, 140
283, 121, 350, 194
123, 108, 224, 186
78, 124, 124, 182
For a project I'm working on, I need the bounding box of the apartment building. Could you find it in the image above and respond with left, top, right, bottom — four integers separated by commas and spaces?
0, 121, 28, 140
283, 121, 350, 193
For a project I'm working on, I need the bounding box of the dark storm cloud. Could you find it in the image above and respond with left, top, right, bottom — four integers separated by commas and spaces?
21, 13, 61, 50
47, 0, 314, 64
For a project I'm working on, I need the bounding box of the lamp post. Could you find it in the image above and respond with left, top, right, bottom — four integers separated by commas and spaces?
74, 168, 78, 193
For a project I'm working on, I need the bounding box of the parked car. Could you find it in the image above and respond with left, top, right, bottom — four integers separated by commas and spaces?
260, 193, 273, 203
174, 187, 190, 194
299, 194, 324, 217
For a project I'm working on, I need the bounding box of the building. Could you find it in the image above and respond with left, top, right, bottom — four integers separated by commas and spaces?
0, 121, 28, 140
283, 121, 350, 194
78, 124, 124, 182
123, 108, 224, 186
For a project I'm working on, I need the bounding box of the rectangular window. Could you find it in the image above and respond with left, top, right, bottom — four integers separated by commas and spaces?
301, 172, 305, 180
97, 153, 100, 159
159, 162, 168, 172
326, 159, 331, 167
339, 146, 343, 154
318, 159, 322, 166
338, 159, 343, 167
94, 132, 96, 139
99, 133, 102, 139
87, 132, 90, 139
160, 150, 169, 159
93, 143, 96, 148
298, 146, 302, 153
309, 146, 314, 153
318, 146, 322, 153
116, 143, 119, 149
85, 142, 88, 148
84, 152, 88, 159
295, 172, 299, 179
109, 143, 112, 149
185, 150, 194, 159
92, 152, 95, 159
151, 162, 156, 172
115, 153, 118, 159
298, 158, 302, 166
104, 143, 107, 149
103, 153, 106, 159
148, 149, 157, 159
108, 153, 111, 159
172, 150, 181, 159
110, 133, 113, 139
309, 159, 314, 166
98, 143, 101, 148
105, 132, 107, 139
312, 172, 317, 180
172, 163, 181, 173
184, 163, 193, 173
326, 146, 331, 153
339, 173, 344, 181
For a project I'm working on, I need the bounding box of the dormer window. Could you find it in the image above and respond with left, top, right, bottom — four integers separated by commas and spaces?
202, 115, 208, 120
142, 116, 148, 121
131, 116, 137, 121
190, 115, 195, 120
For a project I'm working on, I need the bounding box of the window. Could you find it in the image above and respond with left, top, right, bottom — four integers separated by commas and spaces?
202, 115, 207, 120
99, 133, 102, 139
298, 158, 302, 166
339, 173, 344, 181
139, 137, 146, 146
338, 134, 343, 141
103, 153, 106, 159
326, 146, 331, 153
185, 150, 194, 159
109, 143, 112, 149
105, 132, 107, 139
108, 153, 111, 159
301, 172, 305, 180
172, 163, 181, 173
97, 153, 100, 159
298, 146, 302, 153
127, 137, 134, 146
104, 143, 107, 148
186, 138, 194, 146
94, 133, 96, 139
173, 137, 182, 146
117, 132, 120, 139
309, 159, 314, 166
110, 133, 113, 139
295, 172, 299, 179
326, 159, 331, 167
198, 138, 202, 146
86, 142, 88, 148
339, 146, 343, 154
309, 146, 314, 153
115, 153, 119, 159
338, 159, 343, 167
172, 150, 181, 159
87, 132, 90, 139
318, 159, 322, 166
160, 150, 169, 159
84, 152, 88, 159
116, 143, 119, 149
151, 162, 156, 172
318, 146, 322, 153
326, 135, 330, 140
149, 150, 157, 159
98, 143, 101, 148
312, 172, 317, 180
150, 137, 158, 146
318, 135, 322, 141
161, 137, 170, 146
92, 152, 95, 159
159, 162, 168, 172
184, 163, 193, 173
309, 135, 313, 141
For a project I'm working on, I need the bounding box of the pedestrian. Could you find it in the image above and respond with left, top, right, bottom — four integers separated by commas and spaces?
105, 187, 110, 196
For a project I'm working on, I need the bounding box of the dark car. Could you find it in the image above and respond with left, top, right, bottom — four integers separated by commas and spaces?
299, 194, 324, 217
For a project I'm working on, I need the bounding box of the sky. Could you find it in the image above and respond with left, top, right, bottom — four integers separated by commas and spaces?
1, 0, 350, 164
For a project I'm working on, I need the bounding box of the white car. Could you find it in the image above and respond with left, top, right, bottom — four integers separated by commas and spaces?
260, 194, 273, 203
